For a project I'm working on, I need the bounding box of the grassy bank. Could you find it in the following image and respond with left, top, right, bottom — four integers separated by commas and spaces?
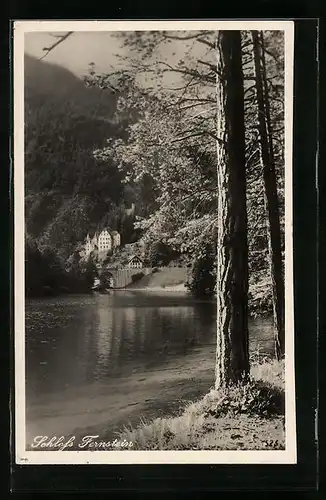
127, 267, 188, 290
118, 359, 285, 450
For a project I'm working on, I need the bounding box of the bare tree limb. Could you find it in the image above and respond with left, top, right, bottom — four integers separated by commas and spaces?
197, 59, 217, 73
162, 33, 203, 41
158, 61, 215, 83
167, 97, 215, 109
40, 31, 73, 60
197, 38, 216, 50
171, 129, 225, 146
162, 32, 215, 45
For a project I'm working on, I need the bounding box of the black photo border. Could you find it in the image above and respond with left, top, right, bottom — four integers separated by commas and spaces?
6, 13, 319, 494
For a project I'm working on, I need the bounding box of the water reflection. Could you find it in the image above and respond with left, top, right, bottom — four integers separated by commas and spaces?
25, 292, 274, 400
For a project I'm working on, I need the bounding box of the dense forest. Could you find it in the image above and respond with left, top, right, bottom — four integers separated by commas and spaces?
25, 29, 285, 345
25, 54, 142, 295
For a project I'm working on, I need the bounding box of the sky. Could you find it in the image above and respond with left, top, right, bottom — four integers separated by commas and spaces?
24, 32, 128, 79
23, 30, 216, 97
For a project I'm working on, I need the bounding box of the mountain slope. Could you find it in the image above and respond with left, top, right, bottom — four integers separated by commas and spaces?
24, 54, 127, 258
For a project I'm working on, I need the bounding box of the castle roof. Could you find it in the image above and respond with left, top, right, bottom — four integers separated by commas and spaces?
85, 227, 120, 243
128, 254, 143, 263
86, 229, 97, 239
99, 226, 114, 235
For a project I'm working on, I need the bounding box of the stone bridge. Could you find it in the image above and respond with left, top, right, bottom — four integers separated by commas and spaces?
101, 267, 152, 289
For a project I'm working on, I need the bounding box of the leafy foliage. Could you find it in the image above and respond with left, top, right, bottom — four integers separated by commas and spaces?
131, 272, 145, 283
25, 31, 284, 315
146, 240, 177, 268
98, 268, 114, 288
25, 234, 98, 297
186, 242, 216, 298
90, 30, 284, 310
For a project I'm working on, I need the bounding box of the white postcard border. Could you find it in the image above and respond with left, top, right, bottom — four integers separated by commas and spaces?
13, 19, 296, 465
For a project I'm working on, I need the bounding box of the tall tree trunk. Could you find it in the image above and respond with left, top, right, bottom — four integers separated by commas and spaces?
252, 30, 285, 359
215, 31, 250, 389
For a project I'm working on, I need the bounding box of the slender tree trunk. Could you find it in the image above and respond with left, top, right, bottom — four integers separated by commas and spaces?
215, 31, 250, 389
252, 30, 285, 359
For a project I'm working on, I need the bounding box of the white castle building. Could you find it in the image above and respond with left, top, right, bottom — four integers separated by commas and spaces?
84, 228, 121, 257
111, 230, 121, 248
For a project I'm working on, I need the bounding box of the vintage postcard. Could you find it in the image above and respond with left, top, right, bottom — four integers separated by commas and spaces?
13, 20, 296, 464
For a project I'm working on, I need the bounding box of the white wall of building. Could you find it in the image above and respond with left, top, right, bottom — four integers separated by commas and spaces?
98, 230, 112, 252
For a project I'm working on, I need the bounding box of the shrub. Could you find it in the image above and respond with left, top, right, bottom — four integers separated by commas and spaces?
131, 272, 145, 283
186, 242, 216, 298
202, 380, 285, 419
147, 240, 176, 267
248, 273, 273, 317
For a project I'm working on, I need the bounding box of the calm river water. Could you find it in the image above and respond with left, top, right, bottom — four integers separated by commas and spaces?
26, 292, 274, 398
25, 291, 274, 441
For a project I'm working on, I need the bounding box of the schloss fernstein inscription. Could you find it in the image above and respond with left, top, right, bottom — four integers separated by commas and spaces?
31, 435, 134, 451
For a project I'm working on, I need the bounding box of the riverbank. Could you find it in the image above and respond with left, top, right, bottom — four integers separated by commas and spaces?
126, 267, 188, 290
25, 340, 217, 448
117, 359, 285, 450
25, 293, 277, 451
26, 356, 284, 452
126, 283, 188, 292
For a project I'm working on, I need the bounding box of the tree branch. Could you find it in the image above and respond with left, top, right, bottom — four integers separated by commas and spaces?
244, 84, 256, 96
171, 129, 225, 146
198, 59, 217, 73
162, 33, 204, 41
40, 32, 73, 60
197, 38, 216, 50
162, 32, 215, 51
158, 61, 215, 83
